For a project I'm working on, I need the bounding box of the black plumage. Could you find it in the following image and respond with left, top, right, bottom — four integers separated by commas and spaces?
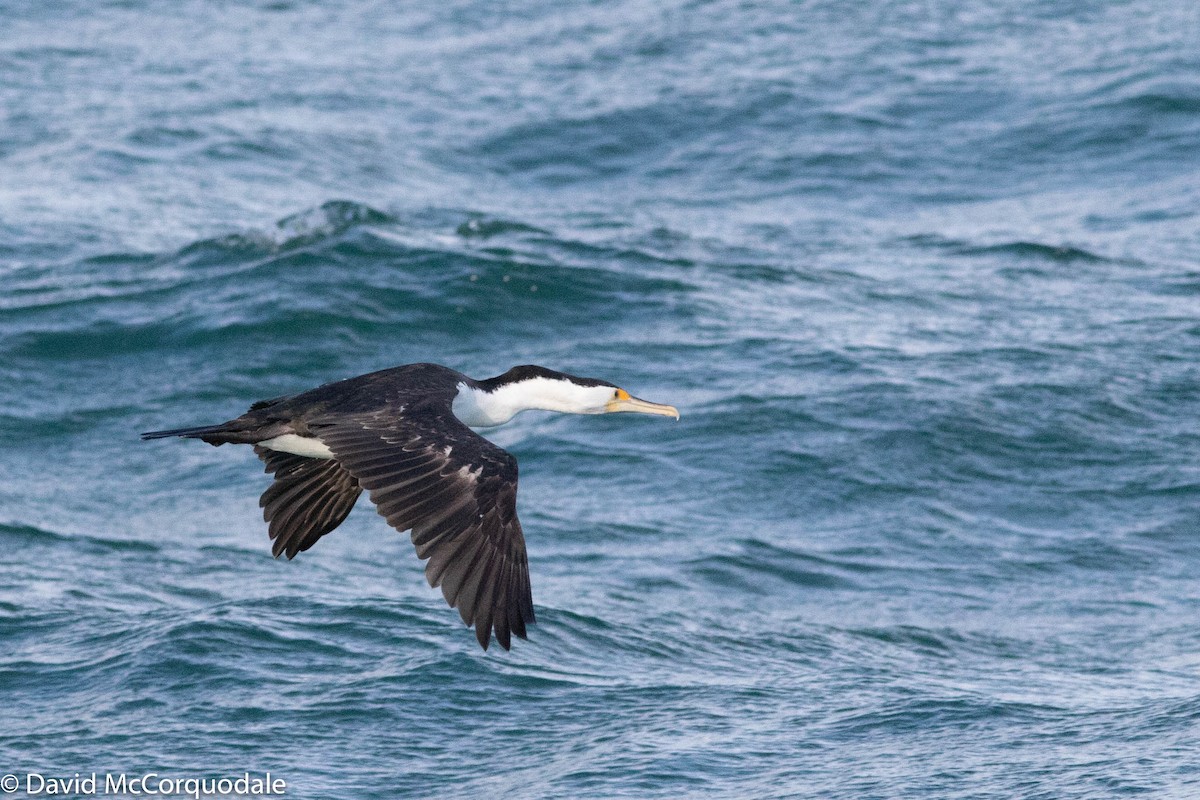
254, 448, 361, 559
143, 363, 536, 650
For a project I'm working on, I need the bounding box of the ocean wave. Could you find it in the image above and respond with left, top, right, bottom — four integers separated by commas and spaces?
685, 538, 880, 595
1, 201, 703, 367
0, 521, 159, 555
905, 234, 1111, 264
175, 199, 395, 260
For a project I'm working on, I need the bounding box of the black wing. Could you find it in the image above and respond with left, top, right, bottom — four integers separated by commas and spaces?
311, 407, 535, 650
254, 447, 363, 559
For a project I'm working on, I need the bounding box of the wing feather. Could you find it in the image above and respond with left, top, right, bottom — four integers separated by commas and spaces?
254, 448, 362, 558
313, 410, 535, 650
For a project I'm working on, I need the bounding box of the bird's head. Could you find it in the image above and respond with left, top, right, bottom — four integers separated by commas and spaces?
475, 365, 679, 423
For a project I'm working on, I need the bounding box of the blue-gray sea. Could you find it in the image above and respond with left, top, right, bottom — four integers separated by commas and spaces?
3, 2, 1199, 798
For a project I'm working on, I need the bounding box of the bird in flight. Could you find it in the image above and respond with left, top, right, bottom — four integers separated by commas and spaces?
142, 363, 678, 650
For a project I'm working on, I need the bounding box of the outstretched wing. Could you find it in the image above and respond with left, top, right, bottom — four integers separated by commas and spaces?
254, 447, 363, 559
311, 407, 535, 650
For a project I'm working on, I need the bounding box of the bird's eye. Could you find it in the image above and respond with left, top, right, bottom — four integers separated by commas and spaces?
613, 389, 620, 398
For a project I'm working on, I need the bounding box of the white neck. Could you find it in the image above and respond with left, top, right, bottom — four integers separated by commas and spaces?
451, 379, 607, 427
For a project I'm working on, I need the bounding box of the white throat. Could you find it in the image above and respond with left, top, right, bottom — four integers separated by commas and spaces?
451, 379, 608, 427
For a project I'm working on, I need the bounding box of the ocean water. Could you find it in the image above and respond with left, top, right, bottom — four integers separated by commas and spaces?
2, 1, 1199, 797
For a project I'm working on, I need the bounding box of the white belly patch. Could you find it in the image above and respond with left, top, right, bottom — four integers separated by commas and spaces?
259, 434, 334, 459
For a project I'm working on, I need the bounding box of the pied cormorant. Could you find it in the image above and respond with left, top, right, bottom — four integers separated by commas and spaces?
141, 363, 679, 650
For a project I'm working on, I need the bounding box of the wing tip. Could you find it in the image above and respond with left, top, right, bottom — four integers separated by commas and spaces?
469, 607, 535, 651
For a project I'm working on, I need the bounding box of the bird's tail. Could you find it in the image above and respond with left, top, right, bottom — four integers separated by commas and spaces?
141, 423, 245, 445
